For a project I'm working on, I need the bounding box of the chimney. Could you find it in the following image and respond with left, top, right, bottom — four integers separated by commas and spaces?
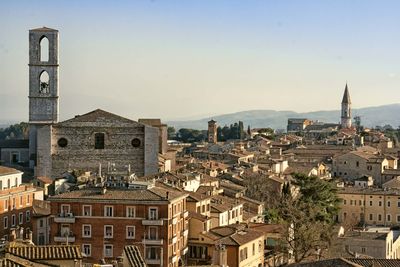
101, 186, 107, 195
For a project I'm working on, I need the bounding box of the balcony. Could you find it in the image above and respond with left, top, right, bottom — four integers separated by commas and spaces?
143, 238, 163, 245
54, 213, 75, 223
142, 219, 164, 226
54, 232, 75, 243
146, 259, 161, 265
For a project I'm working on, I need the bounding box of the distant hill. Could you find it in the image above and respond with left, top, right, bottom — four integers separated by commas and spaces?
167, 104, 400, 130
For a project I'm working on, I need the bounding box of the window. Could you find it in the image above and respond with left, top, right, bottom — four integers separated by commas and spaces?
367, 165, 372, 171
126, 206, 135, 218
126, 226, 135, 239
3, 217, 8, 229
359, 200, 362, 206
149, 208, 158, 220
19, 196, 23, 207
148, 227, 158, 240
82, 205, 92, 216
397, 215, 400, 222
344, 161, 347, 165
27, 195, 30, 205
82, 244, 91, 257
240, 247, 248, 262
11, 215, 16, 226
388, 201, 391, 207
57, 138, 68, 148
39, 71, 50, 94
4, 200, 8, 211
26, 210, 30, 222
94, 133, 105, 149
61, 204, 70, 215
131, 138, 141, 148
104, 206, 113, 217
397, 201, 400, 208
388, 214, 392, 222
252, 243, 255, 256
356, 161, 359, 167
19, 213, 23, 225
39, 219, 44, 228
343, 200, 347, 205
369, 214, 373, 220
146, 247, 158, 260
370, 201, 373, 206
378, 214, 382, 221
361, 247, 366, 253
104, 225, 113, 238
104, 244, 113, 258
12, 198, 15, 209
40, 36, 49, 62
82, 225, 91, 238
379, 201, 382, 207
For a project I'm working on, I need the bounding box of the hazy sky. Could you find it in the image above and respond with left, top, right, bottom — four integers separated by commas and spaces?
1, 0, 400, 122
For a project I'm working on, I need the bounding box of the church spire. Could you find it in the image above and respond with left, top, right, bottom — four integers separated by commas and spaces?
342, 83, 351, 104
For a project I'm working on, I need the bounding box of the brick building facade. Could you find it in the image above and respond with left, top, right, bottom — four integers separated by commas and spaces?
49, 182, 189, 267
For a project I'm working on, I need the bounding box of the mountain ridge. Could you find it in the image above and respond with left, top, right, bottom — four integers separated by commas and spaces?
167, 103, 400, 130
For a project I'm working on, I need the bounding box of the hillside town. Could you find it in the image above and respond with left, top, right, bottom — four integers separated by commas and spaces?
1, 26, 400, 267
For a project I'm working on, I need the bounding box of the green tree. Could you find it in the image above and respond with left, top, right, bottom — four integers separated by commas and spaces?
167, 126, 176, 140
0, 122, 29, 140
276, 173, 340, 262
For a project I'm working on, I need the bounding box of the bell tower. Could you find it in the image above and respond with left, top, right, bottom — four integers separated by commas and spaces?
208, 119, 218, 144
28, 27, 59, 168
341, 83, 352, 129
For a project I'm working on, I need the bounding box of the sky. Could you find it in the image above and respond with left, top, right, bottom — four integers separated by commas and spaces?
1, 0, 400, 122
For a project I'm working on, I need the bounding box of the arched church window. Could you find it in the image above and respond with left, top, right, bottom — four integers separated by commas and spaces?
39, 71, 50, 94
95, 133, 105, 149
40, 36, 49, 62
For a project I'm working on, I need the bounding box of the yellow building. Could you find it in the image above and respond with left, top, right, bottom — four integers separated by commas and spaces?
338, 187, 400, 226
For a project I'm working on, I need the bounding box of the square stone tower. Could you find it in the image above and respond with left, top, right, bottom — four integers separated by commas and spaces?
28, 27, 59, 169
208, 119, 218, 143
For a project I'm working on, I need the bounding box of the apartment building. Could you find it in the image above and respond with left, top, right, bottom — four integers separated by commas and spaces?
48, 181, 189, 267
338, 187, 400, 226
0, 166, 44, 240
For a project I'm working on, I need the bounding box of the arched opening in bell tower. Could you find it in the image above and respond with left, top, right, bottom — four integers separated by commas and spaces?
39, 71, 50, 94
39, 36, 49, 62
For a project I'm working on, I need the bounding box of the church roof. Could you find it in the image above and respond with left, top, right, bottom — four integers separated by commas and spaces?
342, 84, 351, 104
30, 27, 58, 32
58, 109, 141, 126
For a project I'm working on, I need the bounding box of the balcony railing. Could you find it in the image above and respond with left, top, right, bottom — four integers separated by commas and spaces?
54, 232, 75, 243
143, 238, 163, 245
142, 219, 164, 226
54, 213, 75, 223
146, 259, 161, 265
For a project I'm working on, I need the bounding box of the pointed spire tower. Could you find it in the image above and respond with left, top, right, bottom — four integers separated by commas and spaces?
341, 83, 352, 128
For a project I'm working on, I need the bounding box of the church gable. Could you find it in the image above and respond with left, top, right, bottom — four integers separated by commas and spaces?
56, 109, 143, 127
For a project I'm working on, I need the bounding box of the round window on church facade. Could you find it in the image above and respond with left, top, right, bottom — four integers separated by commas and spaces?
57, 138, 68, 148
131, 138, 141, 148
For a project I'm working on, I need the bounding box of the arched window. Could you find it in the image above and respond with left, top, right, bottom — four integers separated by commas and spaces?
39, 71, 50, 94
40, 36, 49, 62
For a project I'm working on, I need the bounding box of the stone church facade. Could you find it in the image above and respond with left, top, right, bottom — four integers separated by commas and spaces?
28, 27, 159, 178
